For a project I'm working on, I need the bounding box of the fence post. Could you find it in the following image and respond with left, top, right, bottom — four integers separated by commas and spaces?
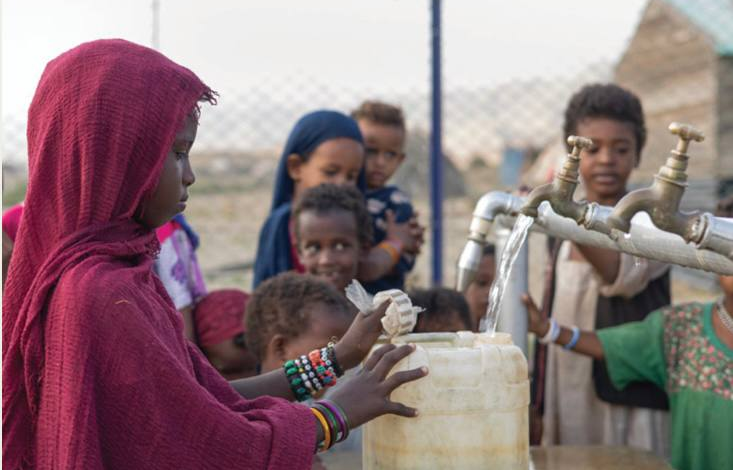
430, 0, 443, 286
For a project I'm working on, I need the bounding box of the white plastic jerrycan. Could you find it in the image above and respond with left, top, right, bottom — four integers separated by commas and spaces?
362, 331, 529, 470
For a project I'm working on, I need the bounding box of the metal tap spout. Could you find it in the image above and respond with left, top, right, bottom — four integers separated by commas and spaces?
520, 135, 593, 224
606, 122, 705, 241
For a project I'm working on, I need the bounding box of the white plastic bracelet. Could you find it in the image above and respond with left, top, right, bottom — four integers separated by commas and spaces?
539, 318, 559, 344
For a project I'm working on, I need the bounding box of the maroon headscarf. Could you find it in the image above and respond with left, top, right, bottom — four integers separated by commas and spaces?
195, 289, 249, 347
2, 39, 314, 469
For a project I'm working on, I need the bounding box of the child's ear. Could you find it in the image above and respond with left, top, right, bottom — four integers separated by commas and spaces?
286, 153, 304, 181
266, 334, 290, 365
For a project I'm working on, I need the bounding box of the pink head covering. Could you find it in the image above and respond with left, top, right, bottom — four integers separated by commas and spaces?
195, 289, 249, 347
3, 39, 314, 469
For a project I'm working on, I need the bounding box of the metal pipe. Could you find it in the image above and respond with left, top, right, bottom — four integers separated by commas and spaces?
456, 191, 524, 291
494, 225, 529, 356
429, 0, 443, 286
457, 193, 733, 293
530, 201, 733, 275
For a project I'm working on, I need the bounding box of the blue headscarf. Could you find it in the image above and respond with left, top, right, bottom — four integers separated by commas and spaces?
253, 110, 365, 287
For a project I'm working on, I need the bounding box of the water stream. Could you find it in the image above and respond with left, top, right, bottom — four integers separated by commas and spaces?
480, 214, 534, 335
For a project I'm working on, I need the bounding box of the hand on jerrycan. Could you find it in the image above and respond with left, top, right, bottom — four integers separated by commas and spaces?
329, 298, 429, 430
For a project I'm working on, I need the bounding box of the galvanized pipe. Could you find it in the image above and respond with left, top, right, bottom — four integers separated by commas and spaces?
528, 202, 733, 275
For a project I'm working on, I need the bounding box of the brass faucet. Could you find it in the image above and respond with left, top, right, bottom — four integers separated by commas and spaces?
606, 123, 705, 241
520, 135, 593, 223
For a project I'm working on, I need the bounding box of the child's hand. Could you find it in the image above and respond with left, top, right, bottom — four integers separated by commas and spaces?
334, 300, 390, 370
328, 343, 427, 429
405, 212, 425, 256
385, 210, 423, 255
521, 294, 549, 337
384, 210, 413, 252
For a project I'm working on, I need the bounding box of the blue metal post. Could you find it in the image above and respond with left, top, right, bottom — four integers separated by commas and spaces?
430, 0, 443, 285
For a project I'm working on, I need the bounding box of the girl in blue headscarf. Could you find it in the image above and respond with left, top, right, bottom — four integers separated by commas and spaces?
252, 110, 366, 287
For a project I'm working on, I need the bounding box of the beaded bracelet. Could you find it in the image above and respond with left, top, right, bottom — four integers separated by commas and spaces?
321, 342, 344, 377
284, 346, 344, 401
283, 360, 310, 401
298, 356, 324, 391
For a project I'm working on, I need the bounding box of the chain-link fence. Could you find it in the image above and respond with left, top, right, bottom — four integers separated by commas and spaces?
3, 0, 732, 291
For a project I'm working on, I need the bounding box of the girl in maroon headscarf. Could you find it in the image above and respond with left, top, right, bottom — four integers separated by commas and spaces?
2, 39, 426, 470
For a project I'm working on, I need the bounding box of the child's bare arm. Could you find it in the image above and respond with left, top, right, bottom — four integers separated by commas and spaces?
358, 245, 400, 281
572, 243, 620, 285
359, 210, 420, 281
522, 294, 605, 360
230, 301, 392, 399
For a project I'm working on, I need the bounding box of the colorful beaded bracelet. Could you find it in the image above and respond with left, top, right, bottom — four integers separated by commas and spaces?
285, 345, 344, 401
321, 342, 344, 377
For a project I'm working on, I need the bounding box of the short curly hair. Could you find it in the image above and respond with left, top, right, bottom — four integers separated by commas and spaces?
409, 287, 472, 332
292, 183, 374, 248
245, 273, 354, 362
351, 100, 405, 131
563, 83, 646, 161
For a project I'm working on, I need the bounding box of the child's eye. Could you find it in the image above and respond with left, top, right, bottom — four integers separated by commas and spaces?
347, 172, 358, 182
334, 242, 350, 251
303, 245, 320, 256
322, 169, 339, 177
365, 147, 379, 158
383, 151, 399, 161
175, 151, 189, 160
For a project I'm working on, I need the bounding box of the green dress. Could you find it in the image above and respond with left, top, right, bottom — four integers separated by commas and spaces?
597, 301, 733, 470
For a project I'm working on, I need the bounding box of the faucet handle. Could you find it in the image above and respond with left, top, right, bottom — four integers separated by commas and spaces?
669, 122, 704, 142
567, 136, 594, 157
669, 122, 704, 154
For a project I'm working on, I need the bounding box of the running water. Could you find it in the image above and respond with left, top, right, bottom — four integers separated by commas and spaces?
480, 214, 534, 335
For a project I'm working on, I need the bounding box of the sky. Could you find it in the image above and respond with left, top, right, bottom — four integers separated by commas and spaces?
1, 0, 652, 166
3, 0, 648, 117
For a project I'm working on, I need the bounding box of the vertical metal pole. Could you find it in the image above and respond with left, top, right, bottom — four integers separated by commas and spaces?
430, 0, 443, 286
152, 0, 160, 50
494, 226, 529, 356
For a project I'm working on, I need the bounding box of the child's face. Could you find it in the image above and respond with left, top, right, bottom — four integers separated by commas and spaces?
138, 114, 197, 229
576, 117, 638, 203
203, 335, 259, 380
357, 120, 406, 190
297, 209, 361, 292
465, 253, 495, 331
287, 138, 364, 201
260, 302, 352, 373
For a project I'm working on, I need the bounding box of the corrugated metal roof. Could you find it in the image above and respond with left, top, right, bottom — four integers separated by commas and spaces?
664, 0, 733, 55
